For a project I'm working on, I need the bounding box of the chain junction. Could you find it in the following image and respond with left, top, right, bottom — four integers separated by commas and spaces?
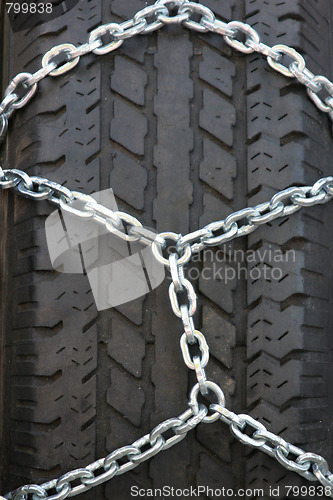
1, 0, 333, 498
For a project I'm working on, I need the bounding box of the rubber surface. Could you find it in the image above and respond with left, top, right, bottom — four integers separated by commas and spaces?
1, 0, 333, 498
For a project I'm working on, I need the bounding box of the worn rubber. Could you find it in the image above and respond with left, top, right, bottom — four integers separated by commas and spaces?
1, 0, 333, 498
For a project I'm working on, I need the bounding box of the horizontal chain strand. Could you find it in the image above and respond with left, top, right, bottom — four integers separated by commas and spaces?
1, 169, 333, 253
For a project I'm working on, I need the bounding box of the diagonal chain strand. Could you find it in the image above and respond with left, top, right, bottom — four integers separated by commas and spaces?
4, 406, 208, 500
211, 404, 333, 497
1, 0, 333, 498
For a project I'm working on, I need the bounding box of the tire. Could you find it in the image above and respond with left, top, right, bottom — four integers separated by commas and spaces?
1, 1, 333, 499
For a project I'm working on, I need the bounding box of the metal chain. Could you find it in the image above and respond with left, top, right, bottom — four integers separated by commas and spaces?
177, 178, 333, 253
1, 0, 333, 145
0, 168, 157, 244
5, 405, 209, 500
1, 0, 333, 498
168, 252, 211, 395
165, 247, 333, 496
210, 404, 333, 497
3, 167, 332, 252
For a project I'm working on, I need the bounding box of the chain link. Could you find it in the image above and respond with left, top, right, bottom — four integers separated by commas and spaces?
267, 44, 306, 78
178, 2, 215, 33
4, 72, 38, 110
42, 43, 81, 76
2, 1, 333, 498
169, 277, 197, 317
113, 18, 148, 40
180, 329, 209, 370
152, 231, 192, 266
224, 21, 260, 54
88, 24, 125, 55
189, 381, 226, 423
307, 75, 333, 113
133, 4, 169, 33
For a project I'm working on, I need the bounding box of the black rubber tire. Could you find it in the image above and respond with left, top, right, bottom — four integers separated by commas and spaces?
1, 1, 333, 499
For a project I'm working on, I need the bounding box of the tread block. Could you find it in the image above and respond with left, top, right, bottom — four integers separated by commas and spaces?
107, 317, 145, 378
110, 99, 148, 156
111, 55, 147, 106
202, 305, 236, 369
200, 88, 235, 147
199, 46, 235, 97
200, 138, 236, 200
107, 366, 145, 427
110, 150, 148, 210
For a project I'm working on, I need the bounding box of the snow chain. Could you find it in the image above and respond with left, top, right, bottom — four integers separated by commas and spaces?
1, 1, 333, 498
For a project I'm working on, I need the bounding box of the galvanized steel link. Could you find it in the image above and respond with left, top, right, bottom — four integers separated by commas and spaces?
180, 303, 196, 344
0, 115, 8, 144
174, 405, 208, 435
133, 4, 169, 33
178, 2, 215, 33
26, 62, 58, 86
200, 18, 235, 37
169, 252, 185, 292
84, 201, 122, 228
112, 18, 148, 40
289, 64, 322, 93
4, 72, 37, 110
267, 44, 306, 78
1, 169, 34, 191
105, 211, 143, 242
189, 381, 226, 424
169, 278, 197, 317
152, 231, 192, 267
180, 329, 209, 370
245, 40, 281, 60
223, 21, 260, 54
42, 43, 80, 76
307, 75, 333, 113
298, 453, 333, 491
0, 94, 18, 122
88, 24, 125, 55
193, 355, 208, 395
